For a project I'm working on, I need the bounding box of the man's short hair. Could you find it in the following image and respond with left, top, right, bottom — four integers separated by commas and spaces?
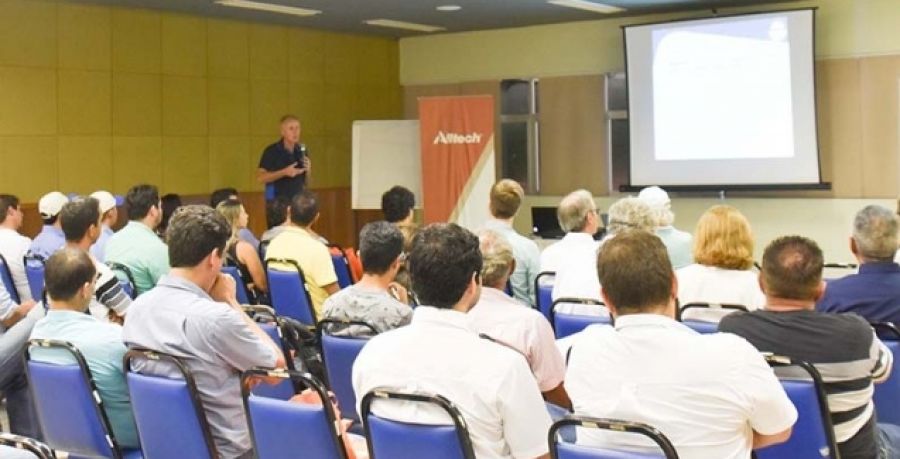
606, 197, 655, 236
45, 247, 96, 302
210, 188, 238, 208
693, 205, 755, 270
489, 179, 524, 220
761, 235, 824, 301
408, 223, 482, 309
359, 221, 404, 275
280, 114, 299, 124
0, 194, 20, 224
557, 189, 596, 233
60, 198, 100, 242
125, 184, 160, 221
266, 196, 290, 229
477, 230, 514, 288
289, 191, 319, 226
381, 186, 415, 223
597, 230, 673, 314
852, 205, 899, 262
167, 205, 231, 268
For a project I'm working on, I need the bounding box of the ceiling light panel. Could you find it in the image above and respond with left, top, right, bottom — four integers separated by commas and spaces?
363, 19, 446, 33
215, 0, 321, 17
547, 0, 625, 14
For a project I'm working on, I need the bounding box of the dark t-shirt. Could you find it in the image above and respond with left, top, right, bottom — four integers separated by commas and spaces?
719, 309, 887, 459
258, 139, 307, 200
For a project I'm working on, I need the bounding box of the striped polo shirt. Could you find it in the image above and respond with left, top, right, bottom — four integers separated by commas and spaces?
720, 309, 892, 459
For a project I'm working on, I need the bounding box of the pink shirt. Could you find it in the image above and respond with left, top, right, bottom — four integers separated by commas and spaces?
468, 287, 566, 392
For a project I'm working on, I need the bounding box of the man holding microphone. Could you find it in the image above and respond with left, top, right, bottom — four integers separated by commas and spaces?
257, 115, 311, 201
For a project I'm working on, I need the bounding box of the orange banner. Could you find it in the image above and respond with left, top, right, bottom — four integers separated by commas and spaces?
419, 95, 495, 225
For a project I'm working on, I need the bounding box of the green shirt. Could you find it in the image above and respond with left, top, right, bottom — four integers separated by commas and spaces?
105, 221, 169, 295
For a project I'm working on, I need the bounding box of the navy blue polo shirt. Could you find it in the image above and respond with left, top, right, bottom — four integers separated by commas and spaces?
258, 139, 307, 200
817, 262, 900, 326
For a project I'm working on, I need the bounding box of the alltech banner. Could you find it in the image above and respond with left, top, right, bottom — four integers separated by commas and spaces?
418, 95, 495, 228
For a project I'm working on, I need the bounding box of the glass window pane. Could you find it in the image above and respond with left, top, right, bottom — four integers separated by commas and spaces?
501, 122, 529, 184
501, 80, 531, 115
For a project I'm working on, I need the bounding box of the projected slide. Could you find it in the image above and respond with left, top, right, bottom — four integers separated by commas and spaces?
652, 16, 794, 161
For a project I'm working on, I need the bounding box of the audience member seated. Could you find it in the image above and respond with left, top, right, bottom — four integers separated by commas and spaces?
676, 205, 764, 322
381, 185, 417, 250
720, 235, 899, 459
353, 223, 552, 459
638, 186, 693, 269
469, 230, 569, 410
260, 196, 291, 243
211, 187, 259, 250
156, 193, 182, 238
88, 191, 121, 263
122, 205, 284, 459
567, 230, 795, 457
0, 281, 40, 440
484, 179, 540, 306
29, 247, 139, 448
266, 191, 339, 319
322, 221, 411, 337
818, 205, 900, 326
216, 199, 267, 303
27, 191, 69, 260
540, 190, 602, 304
105, 184, 169, 295
0, 194, 34, 301
60, 198, 131, 322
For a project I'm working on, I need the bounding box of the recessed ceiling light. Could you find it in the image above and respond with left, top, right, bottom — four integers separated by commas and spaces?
436, 5, 462, 12
215, 0, 321, 17
547, 0, 625, 14
364, 19, 446, 33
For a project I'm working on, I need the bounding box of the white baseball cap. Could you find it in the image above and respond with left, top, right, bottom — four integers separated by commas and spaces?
90, 190, 124, 214
38, 191, 69, 219
637, 186, 670, 210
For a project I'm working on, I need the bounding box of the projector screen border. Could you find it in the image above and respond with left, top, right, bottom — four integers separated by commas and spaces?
618, 6, 818, 32
618, 182, 832, 193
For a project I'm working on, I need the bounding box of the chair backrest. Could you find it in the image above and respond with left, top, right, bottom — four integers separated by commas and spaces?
221, 265, 251, 305
677, 302, 748, 323
550, 297, 610, 339
755, 355, 838, 459
258, 239, 271, 261
680, 320, 718, 334
327, 244, 354, 289
872, 322, 900, 425
23, 255, 45, 303
251, 320, 297, 400
318, 319, 378, 422
25, 339, 124, 458
242, 368, 349, 459
549, 416, 679, 459
0, 252, 21, 303
0, 433, 56, 459
361, 390, 476, 459
535, 271, 556, 321
265, 258, 317, 325
106, 262, 137, 299
124, 348, 217, 459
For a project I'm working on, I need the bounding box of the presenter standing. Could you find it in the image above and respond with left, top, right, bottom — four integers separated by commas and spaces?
257, 115, 311, 201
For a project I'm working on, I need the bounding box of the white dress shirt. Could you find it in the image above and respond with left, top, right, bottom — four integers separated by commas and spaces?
0, 227, 33, 302
541, 233, 601, 303
353, 306, 552, 459
676, 264, 765, 322
566, 314, 796, 459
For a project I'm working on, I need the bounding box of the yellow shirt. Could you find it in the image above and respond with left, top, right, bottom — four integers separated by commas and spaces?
265, 226, 337, 318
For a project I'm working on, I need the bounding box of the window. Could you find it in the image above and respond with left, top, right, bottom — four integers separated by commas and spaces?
500, 79, 540, 193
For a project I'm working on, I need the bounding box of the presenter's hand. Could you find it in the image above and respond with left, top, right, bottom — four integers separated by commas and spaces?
281, 162, 306, 178
303, 156, 312, 173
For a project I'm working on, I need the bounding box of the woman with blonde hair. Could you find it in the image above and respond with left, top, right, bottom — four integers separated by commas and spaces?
676, 205, 764, 322
216, 199, 267, 303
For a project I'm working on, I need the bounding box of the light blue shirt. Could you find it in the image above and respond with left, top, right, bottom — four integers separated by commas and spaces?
105, 221, 169, 295
28, 225, 66, 260
29, 310, 140, 448
657, 226, 694, 269
484, 219, 541, 306
90, 225, 115, 262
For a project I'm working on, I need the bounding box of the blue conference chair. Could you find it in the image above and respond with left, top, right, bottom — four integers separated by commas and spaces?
550, 298, 610, 339
0, 253, 22, 303
266, 258, 317, 326
678, 302, 747, 324
872, 322, 900, 426
549, 416, 679, 459
106, 262, 137, 299
221, 265, 251, 305
123, 348, 217, 459
754, 354, 839, 459
318, 319, 378, 422
327, 244, 354, 289
361, 390, 476, 459
0, 432, 55, 459
25, 339, 142, 459
23, 255, 45, 303
242, 368, 351, 459
535, 271, 556, 321
244, 308, 298, 401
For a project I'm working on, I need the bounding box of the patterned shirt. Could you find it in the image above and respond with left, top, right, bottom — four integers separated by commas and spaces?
321, 284, 412, 337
